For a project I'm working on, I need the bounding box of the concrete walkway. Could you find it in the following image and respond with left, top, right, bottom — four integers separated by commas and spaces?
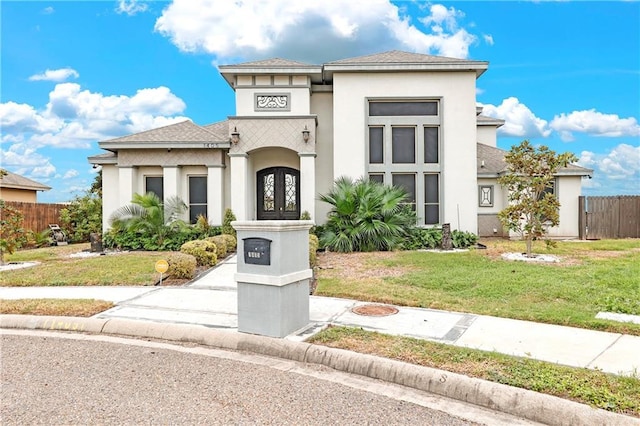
1, 254, 638, 377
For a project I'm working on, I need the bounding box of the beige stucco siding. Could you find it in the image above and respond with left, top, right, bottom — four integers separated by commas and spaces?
101, 165, 120, 232
548, 176, 583, 238
118, 149, 224, 167
0, 188, 37, 202
477, 127, 497, 147
310, 91, 334, 222
332, 71, 479, 232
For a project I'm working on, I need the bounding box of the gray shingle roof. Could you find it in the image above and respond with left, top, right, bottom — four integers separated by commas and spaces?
326, 50, 472, 65
0, 169, 51, 191
477, 114, 505, 127
229, 58, 314, 67
477, 143, 593, 177
202, 120, 229, 140
100, 120, 223, 144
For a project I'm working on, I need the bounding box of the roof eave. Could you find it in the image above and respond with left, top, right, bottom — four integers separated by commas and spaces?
218, 65, 324, 87
99, 141, 231, 150
323, 62, 489, 80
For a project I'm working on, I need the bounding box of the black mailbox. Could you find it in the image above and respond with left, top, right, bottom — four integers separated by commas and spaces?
243, 237, 272, 266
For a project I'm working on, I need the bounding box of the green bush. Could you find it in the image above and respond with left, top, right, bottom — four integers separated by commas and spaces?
452, 230, 478, 248
180, 240, 218, 267
220, 234, 237, 252
167, 252, 197, 279
60, 192, 102, 243
319, 177, 417, 252
404, 228, 478, 250
104, 226, 200, 251
205, 235, 228, 259
222, 208, 237, 237
309, 234, 319, 268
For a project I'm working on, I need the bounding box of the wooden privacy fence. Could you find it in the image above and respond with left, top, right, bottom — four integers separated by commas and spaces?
579, 196, 640, 239
2, 201, 67, 233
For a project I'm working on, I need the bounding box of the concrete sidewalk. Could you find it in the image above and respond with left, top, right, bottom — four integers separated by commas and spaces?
1, 254, 638, 376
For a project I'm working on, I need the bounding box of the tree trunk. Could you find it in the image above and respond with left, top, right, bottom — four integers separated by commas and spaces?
442, 223, 453, 251
525, 236, 533, 257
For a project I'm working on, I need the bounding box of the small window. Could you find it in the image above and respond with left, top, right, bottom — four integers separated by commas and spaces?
424, 127, 439, 164
392, 173, 416, 211
392, 127, 415, 164
145, 176, 163, 201
539, 180, 556, 199
369, 101, 438, 116
369, 174, 384, 184
479, 185, 494, 207
424, 174, 440, 225
189, 176, 207, 224
369, 127, 384, 164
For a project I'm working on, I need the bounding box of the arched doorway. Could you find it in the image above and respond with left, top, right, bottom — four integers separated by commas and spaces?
256, 167, 300, 220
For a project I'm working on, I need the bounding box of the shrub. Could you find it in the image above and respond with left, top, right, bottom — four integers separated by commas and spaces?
404, 228, 478, 250
220, 234, 237, 252
60, 192, 102, 243
0, 200, 25, 264
452, 230, 478, 248
319, 177, 417, 252
180, 240, 218, 267
222, 208, 237, 237
167, 252, 197, 279
309, 234, 319, 268
205, 235, 228, 259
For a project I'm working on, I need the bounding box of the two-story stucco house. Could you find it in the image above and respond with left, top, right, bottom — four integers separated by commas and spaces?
89, 50, 592, 237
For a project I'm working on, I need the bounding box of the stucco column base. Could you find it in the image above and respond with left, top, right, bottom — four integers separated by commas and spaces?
233, 220, 314, 338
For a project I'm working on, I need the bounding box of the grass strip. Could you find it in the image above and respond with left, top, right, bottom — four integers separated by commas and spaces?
0, 299, 114, 317
309, 326, 640, 417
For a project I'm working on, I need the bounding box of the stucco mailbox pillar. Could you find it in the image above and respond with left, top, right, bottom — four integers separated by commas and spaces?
232, 220, 313, 338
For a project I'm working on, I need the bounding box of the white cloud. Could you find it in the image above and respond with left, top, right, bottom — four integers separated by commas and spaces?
550, 109, 640, 141
478, 97, 551, 138
483, 34, 494, 45
63, 169, 79, 179
116, 0, 148, 16
0, 83, 188, 184
154, 0, 479, 62
578, 144, 640, 194
42, 6, 54, 15
29, 67, 79, 82
0, 83, 187, 149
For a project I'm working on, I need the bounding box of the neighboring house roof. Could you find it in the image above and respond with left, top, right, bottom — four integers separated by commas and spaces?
477, 143, 593, 178
0, 170, 51, 191
99, 120, 230, 150
323, 50, 489, 79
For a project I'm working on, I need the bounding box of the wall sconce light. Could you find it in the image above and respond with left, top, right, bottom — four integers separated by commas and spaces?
230, 127, 240, 144
302, 125, 310, 143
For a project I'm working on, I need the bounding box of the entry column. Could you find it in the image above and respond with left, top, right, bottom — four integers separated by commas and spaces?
229, 153, 249, 220
299, 153, 316, 220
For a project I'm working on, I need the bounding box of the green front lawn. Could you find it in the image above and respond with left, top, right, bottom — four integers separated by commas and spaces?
0, 244, 169, 286
316, 239, 640, 335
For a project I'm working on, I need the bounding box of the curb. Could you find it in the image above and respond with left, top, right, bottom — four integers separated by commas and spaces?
2, 314, 637, 426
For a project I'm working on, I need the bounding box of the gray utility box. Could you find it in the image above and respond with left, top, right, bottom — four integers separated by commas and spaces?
232, 220, 314, 338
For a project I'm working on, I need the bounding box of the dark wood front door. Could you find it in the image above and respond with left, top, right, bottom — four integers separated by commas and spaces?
257, 167, 300, 220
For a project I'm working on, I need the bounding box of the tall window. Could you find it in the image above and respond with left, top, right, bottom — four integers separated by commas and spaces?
189, 176, 207, 224
367, 100, 441, 225
145, 176, 163, 201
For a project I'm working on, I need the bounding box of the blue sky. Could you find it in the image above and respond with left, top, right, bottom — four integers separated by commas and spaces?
1, 0, 639, 203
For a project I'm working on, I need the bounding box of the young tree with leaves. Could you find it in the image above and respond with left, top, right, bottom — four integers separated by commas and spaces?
498, 140, 577, 257
0, 200, 25, 265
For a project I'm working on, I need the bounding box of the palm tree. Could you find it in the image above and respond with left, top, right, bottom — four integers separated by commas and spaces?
109, 192, 187, 247
319, 177, 416, 252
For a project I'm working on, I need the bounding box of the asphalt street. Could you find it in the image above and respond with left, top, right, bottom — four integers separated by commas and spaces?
1, 330, 537, 425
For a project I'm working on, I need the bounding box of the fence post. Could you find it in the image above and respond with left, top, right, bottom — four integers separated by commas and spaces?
578, 196, 586, 240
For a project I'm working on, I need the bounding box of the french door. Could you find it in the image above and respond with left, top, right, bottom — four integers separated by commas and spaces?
256, 167, 300, 220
